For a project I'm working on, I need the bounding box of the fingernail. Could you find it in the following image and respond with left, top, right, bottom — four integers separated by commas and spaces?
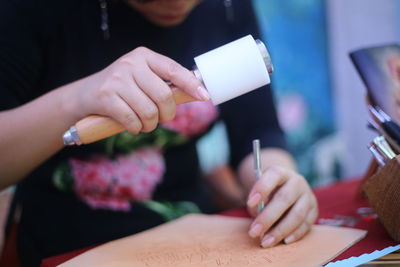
261, 235, 275, 248
284, 235, 295, 244
197, 86, 210, 101
247, 193, 261, 207
248, 223, 262, 238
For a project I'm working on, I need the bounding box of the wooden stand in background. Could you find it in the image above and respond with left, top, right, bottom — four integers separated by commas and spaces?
362, 155, 400, 241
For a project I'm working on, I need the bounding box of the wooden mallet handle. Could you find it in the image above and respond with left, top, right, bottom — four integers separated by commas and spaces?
63, 89, 198, 145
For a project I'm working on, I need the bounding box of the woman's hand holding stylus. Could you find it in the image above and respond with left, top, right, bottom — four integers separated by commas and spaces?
247, 166, 318, 248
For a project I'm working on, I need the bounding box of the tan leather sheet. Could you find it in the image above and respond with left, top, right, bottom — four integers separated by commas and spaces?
59, 214, 366, 267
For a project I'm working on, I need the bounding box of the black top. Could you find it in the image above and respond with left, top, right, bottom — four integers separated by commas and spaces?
0, 0, 285, 266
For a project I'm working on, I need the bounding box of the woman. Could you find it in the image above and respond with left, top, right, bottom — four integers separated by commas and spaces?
0, 0, 317, 266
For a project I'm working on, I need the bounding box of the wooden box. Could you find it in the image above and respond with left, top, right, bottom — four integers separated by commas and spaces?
362, 156, 400, 241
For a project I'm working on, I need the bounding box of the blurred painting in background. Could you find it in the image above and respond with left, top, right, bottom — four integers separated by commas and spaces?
350, 44, 400, 124
198, 0, 344, 186
253, 0, 340, 185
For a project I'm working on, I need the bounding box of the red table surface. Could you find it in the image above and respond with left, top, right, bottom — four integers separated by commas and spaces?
41, 178, 398, 267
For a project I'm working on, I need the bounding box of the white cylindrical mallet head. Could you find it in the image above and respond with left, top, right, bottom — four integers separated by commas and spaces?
194, 35, 272, 105
62, 35, 274, 146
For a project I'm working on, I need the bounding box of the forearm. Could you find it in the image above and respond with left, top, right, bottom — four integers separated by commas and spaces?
237, 148, 297, 194
0, 76, 91, 189
0, 47, 207, 189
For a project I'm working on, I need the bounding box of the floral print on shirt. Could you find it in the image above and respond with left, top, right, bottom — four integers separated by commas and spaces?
53, 100, 218, 212
71, 147, 165, 211
162, 100, 218, 136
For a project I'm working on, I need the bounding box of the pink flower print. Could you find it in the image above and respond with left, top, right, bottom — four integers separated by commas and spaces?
70, 147, 165, 212
161, 100, 218, 136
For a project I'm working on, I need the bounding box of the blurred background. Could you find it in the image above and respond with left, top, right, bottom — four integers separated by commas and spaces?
198, 0, 400, 187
